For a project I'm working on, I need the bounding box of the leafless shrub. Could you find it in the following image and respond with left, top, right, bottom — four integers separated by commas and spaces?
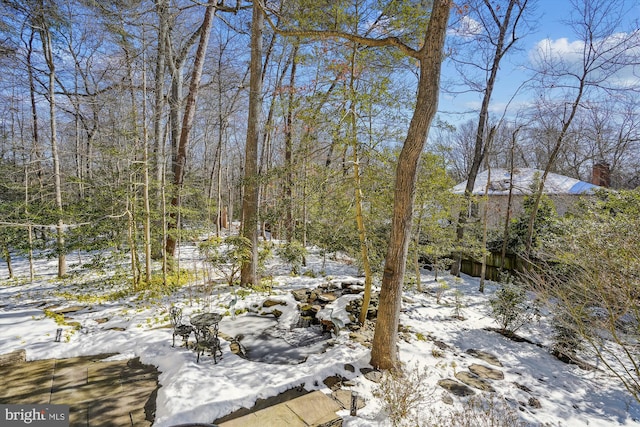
427, 394, 531, 427
372, 363, 431, 427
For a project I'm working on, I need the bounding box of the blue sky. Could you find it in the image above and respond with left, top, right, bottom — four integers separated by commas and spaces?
436, 0, 640, 126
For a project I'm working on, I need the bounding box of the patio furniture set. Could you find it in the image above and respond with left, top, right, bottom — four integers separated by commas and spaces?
170, 307, 223, 363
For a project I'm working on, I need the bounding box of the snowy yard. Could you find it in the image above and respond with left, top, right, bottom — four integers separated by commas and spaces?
1, 245, 639, 426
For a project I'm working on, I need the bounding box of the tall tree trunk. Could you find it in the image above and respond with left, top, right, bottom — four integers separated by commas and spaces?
284, 43, 299, 241
122, 36, 142, 287
25, 29, 38, 281
141, 42, 152, 282
40, 26, 66, 278
451, 0, 525, 276
240, 1, 264, 287
211, 128, 224, 235
370, 0, 451, 370
479, 165, 491, 292
2, 245, 12, 279
153, 0, 169, 263
344, 42, 374, 326
154, 0, 168, 192
479, 126, 496, 291
353, 123, 373, 325
166, 0, 217, 258
165, 62, 183, 260
259, 48, 292, 239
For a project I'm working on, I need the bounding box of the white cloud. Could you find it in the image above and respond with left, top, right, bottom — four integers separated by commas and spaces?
529, 32, 640, 88
530, 37, 584, 63
448, 16, 483, 38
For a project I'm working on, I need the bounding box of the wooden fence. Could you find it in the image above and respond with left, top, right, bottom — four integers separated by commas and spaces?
460, 252, 528, 282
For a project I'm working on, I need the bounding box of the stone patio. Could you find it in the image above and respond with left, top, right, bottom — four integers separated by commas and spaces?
0, 350, 346, 427
0, 351, 159, 427
217, 391, 342, 427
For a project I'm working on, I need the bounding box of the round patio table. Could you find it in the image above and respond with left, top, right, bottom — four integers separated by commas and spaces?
190, 313, 223, 363
190, 313, 222, 329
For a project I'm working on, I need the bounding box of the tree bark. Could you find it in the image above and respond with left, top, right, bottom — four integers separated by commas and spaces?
40, 25, 66, 278
284, 43, 299, 241
153, 0, 169, 239
141, 42, 152, 283
370, 0, 451, 370
240, 0, 264, 287
166, 0, 217, 258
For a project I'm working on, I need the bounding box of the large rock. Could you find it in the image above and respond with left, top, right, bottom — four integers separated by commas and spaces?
468, 363, 504, 380
291, 289, 310, 302
465, 349, 503, 367
455, 371, 495, 392
53, 305, 87, 314
363, 370, 383, 383
528, 397, 542, 409
437, 379, 475, 397
263, 299, 286, 308
317, 293, 337, 303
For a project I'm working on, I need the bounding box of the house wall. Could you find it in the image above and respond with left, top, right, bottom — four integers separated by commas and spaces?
478, 194, 590, 229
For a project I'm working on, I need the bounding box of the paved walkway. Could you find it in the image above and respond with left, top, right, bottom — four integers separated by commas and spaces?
0, 351, 159, 427
218, 391, 342, 427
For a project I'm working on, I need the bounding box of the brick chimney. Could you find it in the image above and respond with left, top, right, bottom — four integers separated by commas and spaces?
592, 162, 610, 187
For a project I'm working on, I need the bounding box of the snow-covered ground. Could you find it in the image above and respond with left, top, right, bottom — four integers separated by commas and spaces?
1, 244, 639, 426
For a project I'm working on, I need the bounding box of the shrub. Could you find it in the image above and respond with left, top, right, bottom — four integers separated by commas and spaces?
489, 283, 536, 335
276, 241, 307, 275
257, 241, 273, 275
199, 235, 251, 285
435, 280, 449, 304
427, 395, 528, 427
527, 190, 640, 402
372, 363, 430, 427
373, 364, 528, 427
550, 308, 584, 362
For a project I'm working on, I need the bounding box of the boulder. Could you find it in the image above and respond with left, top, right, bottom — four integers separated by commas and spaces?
465, 349, 503, 367
323, 375, 344, 391
53, 305, 87, 314
468, 363, 504, 380
363, 370, 383, 383
455, 371, 495, 392
292, 289, 310, 302
513, 382, 532, 393
263, 299, 286, 308
437, 379, 475, 397
441, 393, 454, 405
317, 293, 337, 303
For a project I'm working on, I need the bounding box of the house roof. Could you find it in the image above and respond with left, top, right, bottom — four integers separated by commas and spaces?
452, 168, 601, 196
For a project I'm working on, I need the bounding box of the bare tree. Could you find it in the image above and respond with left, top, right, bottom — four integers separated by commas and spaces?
524, 0, 640, 255
448, 0, 532, 276
26, 1, 68, 278
165, 1, 218, 259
